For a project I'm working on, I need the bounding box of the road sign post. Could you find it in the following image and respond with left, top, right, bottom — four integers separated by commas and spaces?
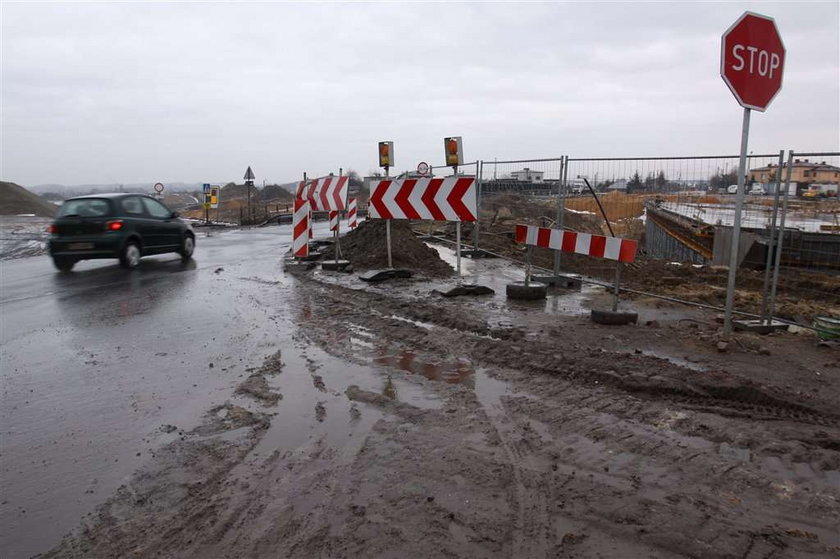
720, 11, 785, 335
203, 183, 211, 224
244, 166, 255, 226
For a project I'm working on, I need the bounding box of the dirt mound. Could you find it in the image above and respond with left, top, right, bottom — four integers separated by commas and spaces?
482, 193, 605, 235
327, 219, 453, 276
0, 181, 57, 217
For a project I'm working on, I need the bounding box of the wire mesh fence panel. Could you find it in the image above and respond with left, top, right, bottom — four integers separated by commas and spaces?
763, 152, 840, 329
555, 154, 786, 320
477, 158, 565, 220
556, 153, 839, 329
428, 161, 480, 178
471, 157, 566, 255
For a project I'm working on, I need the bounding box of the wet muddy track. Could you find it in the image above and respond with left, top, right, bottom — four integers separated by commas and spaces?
37, 251, 840, 558
294, 276, 840, 428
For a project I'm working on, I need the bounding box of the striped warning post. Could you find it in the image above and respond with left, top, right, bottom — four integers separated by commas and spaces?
329, 211, 339, 232
347, 198, 358, 229
293, 200, 310, 257
514, 224, 637, 263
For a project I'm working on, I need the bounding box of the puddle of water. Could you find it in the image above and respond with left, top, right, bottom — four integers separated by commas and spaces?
473, 368, 515, 415
373, 348, 475, 388
247, 340, 457, 461
638, 350, 708, 372
428, 244, 474, 275
388, 314, 435, 330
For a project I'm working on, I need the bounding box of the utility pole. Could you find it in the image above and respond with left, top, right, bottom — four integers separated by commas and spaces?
244, 166, 255, 225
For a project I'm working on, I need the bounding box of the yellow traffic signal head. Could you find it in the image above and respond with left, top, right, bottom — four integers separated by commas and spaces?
444, 136, 463, 167
378, 141, 394, 168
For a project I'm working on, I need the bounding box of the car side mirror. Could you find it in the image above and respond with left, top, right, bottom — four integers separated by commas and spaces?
171, 211, 180, 218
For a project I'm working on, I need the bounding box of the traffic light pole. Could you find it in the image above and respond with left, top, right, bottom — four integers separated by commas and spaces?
385, 166, 392, 269
723, 107, 751, 335
453, 164, 461, 281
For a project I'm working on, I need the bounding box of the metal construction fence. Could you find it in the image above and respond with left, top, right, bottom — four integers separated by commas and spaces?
462, 150, 839, 331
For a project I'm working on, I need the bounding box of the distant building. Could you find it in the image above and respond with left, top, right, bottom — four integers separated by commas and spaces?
608, 179, 629, 192
750, 159, 840, 184
509, 168, 544, 183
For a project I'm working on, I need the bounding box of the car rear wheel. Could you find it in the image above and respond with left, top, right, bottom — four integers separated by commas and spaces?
120, 241, 141, 269
53, 256, 76, 272
179, 234, 195, 260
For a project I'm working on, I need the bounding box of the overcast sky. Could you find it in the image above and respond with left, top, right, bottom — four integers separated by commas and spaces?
1, 1, 838, 187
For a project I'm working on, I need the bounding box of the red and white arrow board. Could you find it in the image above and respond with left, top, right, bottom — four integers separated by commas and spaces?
295, 175, 349, 212
515, 224, 638, 263
369, 177, 477, 222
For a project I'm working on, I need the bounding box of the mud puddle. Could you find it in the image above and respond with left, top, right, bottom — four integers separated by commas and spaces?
241, 339, 454, 463
374, 348, 475, 388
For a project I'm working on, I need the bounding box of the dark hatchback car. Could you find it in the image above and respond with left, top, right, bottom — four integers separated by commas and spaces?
48, 193, 195, 271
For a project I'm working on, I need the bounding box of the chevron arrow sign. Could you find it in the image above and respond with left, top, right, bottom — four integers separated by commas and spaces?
295, 175, 349, 212
369, 177, 477, 222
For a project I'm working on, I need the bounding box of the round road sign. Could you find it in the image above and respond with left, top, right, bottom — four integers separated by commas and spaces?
417, 161, 430, 176
154, 182, 165, 193
721, 11, 785, 112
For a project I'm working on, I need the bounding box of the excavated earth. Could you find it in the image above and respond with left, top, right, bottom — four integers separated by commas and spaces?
322, 219, 454, 276
43, 246, 840, 558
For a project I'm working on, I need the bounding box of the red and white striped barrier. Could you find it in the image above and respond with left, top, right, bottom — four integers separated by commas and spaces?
348, 198, 358, 229
293, 200, 310, 258
295, 175, 349, 212
369, 176, 477, 222
329, 210, 339, 232
515, 224, 637, 263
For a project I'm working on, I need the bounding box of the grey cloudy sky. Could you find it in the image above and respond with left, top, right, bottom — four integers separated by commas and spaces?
1, 1, 838, 186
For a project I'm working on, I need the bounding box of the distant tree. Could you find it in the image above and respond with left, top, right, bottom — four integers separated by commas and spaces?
710, 168, 739, 190
644, 173, 655, 190
627, 171, 643, 192
346, 169, 363, 188
655, 170, 667, 191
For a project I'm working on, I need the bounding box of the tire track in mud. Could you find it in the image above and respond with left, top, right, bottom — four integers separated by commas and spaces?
474, 379, 550, 557
293, 277, 840, 431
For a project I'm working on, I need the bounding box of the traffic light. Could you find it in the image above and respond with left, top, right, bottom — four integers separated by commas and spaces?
444, 136, 463, 167
378, 141, 394, 168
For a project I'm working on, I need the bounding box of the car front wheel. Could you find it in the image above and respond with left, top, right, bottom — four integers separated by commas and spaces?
53, 256, 76, 272
120, 241, 141, 269
179, 234, 195, 260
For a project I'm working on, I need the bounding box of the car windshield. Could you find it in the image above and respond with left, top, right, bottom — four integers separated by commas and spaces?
58, 199, 112, 218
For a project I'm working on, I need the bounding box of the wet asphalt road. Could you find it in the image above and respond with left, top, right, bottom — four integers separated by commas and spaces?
0, 223, 337, 558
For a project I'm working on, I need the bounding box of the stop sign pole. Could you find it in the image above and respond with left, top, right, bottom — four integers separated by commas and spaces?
720, 11, 785, 334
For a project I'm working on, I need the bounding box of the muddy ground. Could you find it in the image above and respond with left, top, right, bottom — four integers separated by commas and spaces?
42, 244, 840, 558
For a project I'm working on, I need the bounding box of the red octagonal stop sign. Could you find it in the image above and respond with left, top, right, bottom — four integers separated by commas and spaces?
721, 12, 785, 112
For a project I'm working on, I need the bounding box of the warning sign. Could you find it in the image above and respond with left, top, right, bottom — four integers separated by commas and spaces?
204, 186, 221, 209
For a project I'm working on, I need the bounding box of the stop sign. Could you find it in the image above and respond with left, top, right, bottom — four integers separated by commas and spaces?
721, 12, 785, 112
